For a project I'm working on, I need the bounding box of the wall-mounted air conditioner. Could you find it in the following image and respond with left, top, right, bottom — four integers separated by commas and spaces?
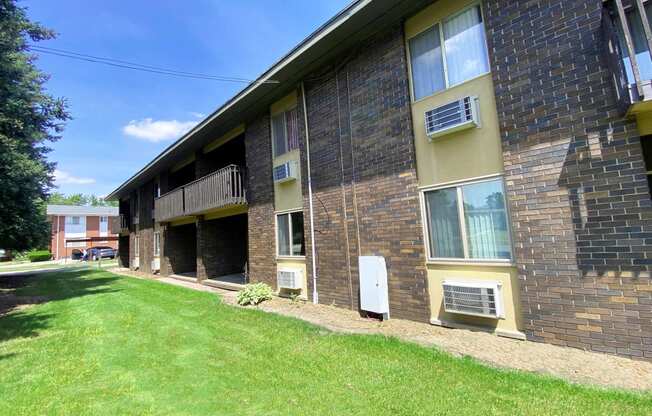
277, 268, 303, 290
273, 161, 297, 183
151, 258, 160, 272
442, 280, 503, 319
425, 96, 480, 140
131, 257, 140, 270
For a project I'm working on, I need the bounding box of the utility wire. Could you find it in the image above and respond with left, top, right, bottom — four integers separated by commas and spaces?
29, 45, 278, 84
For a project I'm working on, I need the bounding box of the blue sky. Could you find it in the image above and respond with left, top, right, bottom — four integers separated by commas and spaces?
24, 0, 350, 197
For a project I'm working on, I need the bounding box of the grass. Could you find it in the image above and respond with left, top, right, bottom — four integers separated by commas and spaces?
0, 259, 117, 273
0, 270, 650, 415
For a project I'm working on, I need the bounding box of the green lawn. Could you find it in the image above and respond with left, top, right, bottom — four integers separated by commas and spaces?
0, 270, 650, 415
0, 259, 117, 273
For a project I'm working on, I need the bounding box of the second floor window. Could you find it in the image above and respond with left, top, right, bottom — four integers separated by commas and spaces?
408, 4, 490, 100
272, 107, 299, 157
69, 216, 80, 225
100, 216, 108, 223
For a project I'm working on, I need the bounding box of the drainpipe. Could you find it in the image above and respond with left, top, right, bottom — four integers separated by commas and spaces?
56, 215, 60, 260
301, 81, 318, 304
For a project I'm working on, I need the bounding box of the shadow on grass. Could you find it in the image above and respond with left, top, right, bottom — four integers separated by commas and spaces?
0, 269, 120, 344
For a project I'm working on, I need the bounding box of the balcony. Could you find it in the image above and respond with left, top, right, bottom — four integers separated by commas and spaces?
604, 0, 652, 113
155, 164, 247, 223
110, 214, 130, 235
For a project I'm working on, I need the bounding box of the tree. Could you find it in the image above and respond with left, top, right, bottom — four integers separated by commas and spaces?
48, 192, 117, 207
0, 0, 70, 251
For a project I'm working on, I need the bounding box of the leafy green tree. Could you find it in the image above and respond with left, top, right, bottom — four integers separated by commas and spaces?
0, 0, 70, 251
48, 192, 117, 207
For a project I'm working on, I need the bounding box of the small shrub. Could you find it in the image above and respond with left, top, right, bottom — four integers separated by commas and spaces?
27, 250, 52, 262
236, 283, 273, 306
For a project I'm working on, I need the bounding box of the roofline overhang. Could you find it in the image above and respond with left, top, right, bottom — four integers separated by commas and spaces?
107, 0, 431, 200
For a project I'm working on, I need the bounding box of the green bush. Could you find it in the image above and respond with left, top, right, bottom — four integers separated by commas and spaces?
236, 283, 273, 306
27, 250, 52, 262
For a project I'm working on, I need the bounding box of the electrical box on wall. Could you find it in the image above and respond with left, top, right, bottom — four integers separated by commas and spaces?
359, 256, 389, 319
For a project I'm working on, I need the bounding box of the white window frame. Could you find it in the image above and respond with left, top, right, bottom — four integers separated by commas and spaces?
275, 209, 305, 259
134, 234, 140, 258
70, 216, 80, 225
406, 2, 491, 102
270, 106, 298, 158
100, 216, 108, 223
419, 174, 514, 265
153, 232, 160, 257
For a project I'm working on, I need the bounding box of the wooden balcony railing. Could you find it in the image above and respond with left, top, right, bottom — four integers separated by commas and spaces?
154, 187, 184, 223
110, 214, 130, 235
154, 164, 246, 222
604, 0, 652, 110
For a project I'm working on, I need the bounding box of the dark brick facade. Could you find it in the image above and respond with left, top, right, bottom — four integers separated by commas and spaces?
197, 214, 248, 280
485, 0, 652, 359
244, 115, 277, 288
162, 223, 196, 275
297, 24, 430, 322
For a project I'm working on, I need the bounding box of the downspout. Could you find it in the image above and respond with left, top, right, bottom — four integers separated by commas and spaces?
56, 215, 60, 260
301, 81, 319, 304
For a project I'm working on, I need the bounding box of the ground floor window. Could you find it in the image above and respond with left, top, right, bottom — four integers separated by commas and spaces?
154, 232, 160, 257
276, 211, 305, 257
642, 136, 652, 196
134, 235, 140, 257
424, 177, 511, 261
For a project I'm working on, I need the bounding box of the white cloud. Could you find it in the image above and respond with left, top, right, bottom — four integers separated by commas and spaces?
54, 170, 96, 185
122, 118, 199, 142
190, 112, 206, 119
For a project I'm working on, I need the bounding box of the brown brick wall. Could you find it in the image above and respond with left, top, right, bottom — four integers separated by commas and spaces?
196, 214, 248, 280
245, 115, 277, 288
485, 0, 652, 359
162, 223, 196, 275
118, 235, 129, 268
298, 24, 430, 322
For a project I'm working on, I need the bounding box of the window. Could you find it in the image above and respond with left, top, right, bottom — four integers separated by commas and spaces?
276, 211, 305, 257
154, 232, 160, 257
272, 107, 299, 157
424, 178, 511, 261
408, 4, 490, 100
134, 235, 140, 257
70, 216, 80, 225
100, 216, 108, 223
642, 136, 652, 196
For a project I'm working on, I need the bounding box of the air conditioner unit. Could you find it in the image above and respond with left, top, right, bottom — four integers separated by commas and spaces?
425, 96, 480, 140
277, 268, 303, 290
151, 258, 160, 272
442, 280, 503, 319
273, 162, 297, 183
131, 257, 140, 270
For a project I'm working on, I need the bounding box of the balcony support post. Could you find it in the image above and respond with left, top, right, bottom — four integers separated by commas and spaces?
635, 0, 652, 62
614, 0, 645, 98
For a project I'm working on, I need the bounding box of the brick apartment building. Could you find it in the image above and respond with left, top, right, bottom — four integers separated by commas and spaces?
47, 205, 119, 260
108, 0, 652, 360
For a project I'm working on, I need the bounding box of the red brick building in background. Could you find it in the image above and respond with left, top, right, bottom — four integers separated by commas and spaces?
47, 205, 119, 260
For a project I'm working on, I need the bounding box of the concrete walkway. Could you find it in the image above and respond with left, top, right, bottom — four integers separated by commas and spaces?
110, 267, 652, 391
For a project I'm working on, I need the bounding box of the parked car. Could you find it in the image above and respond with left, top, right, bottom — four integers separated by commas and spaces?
85, 246, 116, 261
0, 249, 12, 262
